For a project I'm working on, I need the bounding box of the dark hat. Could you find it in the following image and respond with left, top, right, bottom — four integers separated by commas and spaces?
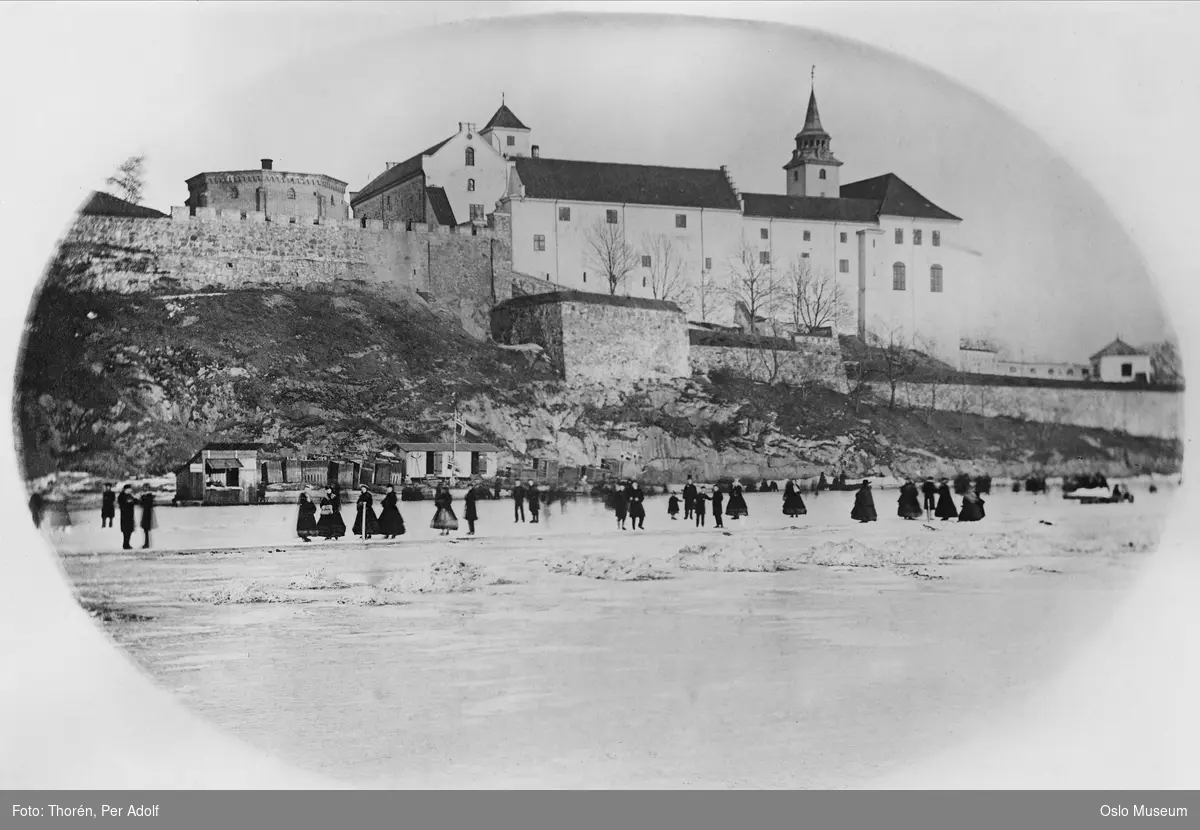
861, 479, 871, 486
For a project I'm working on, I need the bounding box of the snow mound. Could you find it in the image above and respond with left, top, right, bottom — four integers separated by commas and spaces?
382, 557, 487, 594
288, 568, 353, 590
673, 537, 788, 572
186, 580, 291, 604
1011, 565, 1063, 575
547, 555, 673, 581
792, 538, 928, 568
337, 587, 409, 606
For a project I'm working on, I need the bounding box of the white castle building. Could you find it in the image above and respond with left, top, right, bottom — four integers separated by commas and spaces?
354, 91, 976, 362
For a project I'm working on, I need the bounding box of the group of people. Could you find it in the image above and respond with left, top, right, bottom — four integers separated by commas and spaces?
28, 483, 158, 549
852, 476, 986, 524
663, 477, 750, 528
296, 482, 489, 542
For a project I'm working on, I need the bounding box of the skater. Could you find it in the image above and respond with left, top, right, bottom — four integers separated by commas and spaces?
526, 480, 540, 524
512, 480, 526, 523
851, 479, 878, 523
711, 483, 725, 528
726, 478, 749, 521
431, 485, 459, 536
782, 478, 807, 517
897, 479, 923, 520
958, 485, 986, 522
817, 471, 829, 491
921, 476, 937, 520
117, 484, 137, 549
352, 485, 380, 539
138, 485, 157, 549
101, 483, 116, 528
296, 490, 317, 542
628, 481, 646, 530
317, 486, 346, 540
378, 484, 407, 539
667, 491, 680, 520
935, 478, 959, 520
613, 483, 629, 530
464, 485, 479, 535
682, 476, 697, 520
975, 474, 993, 495
694, 485, 708, 527
28, 489, 45, 529
953, 473, 971, 496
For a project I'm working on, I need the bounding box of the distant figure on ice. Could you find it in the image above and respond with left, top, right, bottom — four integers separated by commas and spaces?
682, 476, 697, 520
851, 480, 878, 523
117, 485, 137, 549
921, 477, 937, 520
27, 489, 45, 529
958, 486, 986, 522
782, 479, 807, 517
431, 485, 458, 536
667, 492, 680, 520
953, 473, 971, 496
726, 479, 749, 521
512, 481, 526, 523
975, 475, 992, 495
694, 485, 709, 527
836, 472, 848, 490
296, 490, 317, 542
817, 472, 829, 491
628, 481, 646, 530
897, 479, 923, 520
139, 485, 157, 549
378, 484, 406, 539
935, 478, 958, 521
317, 486, 346, 540
353, 485, 380, 540
1149, 483, 1159, 494
1011, 480, 1022, 493
464, 485, 479, 535
527, 480, 541, 524
613, 482, 629, 530
101, 483, 116, 528
710, 484, 725, 528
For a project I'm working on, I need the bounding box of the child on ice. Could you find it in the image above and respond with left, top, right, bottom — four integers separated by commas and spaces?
668, 491, 680, 520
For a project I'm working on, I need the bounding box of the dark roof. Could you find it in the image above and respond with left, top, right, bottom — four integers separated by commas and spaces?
351, 135, 454, 205
840, 173, 961, 221
798, 89, 828, 138
482, 103, 529, 132
426, 186, 457, 226
1090, 338, 1148, 360
494, 289, 683, 314
741, 192, 880, 223
512, 157, 741, 210
395, 443, 500, 453
80, 191, 168, 219
201, 442, 264, 451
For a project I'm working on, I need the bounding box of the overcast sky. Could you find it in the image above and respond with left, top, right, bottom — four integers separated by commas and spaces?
90, 10, 1168, 364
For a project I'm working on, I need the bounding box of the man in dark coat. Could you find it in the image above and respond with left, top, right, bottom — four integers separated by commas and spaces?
921, 477, 937, 521
526, 480, 540, 524
682, 476, 697, 520
693, 485, 708, 527
101, 483, 116, 528
710, 485, 725, 528
512, 481, 526, 523
139, 486, 157, 549
117, 484, 137, 550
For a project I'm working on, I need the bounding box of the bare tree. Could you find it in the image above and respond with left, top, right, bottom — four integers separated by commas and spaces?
695, 267, 717, 322
641, 232, 694, 308
722, 235, 783, 335
869, 321, 921, 410
107, 154, 146, 204
584, 218, 638, 295
783, 256, 848, 333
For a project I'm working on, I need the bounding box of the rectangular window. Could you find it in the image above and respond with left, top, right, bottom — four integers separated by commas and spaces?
759, 251, 771, 265
582, 272, 587, 283
704, 257, 712, 271
558, 206, 571, 221
914, 229, 922, 246
533, 234, 546, 251
820, 191, 826, 197
840, 232, 848, 243
803, 230, 811, 241
930, 265, 944, 293
606, 209, 618, 224
801, 252, 810, 259
1121, 363, 1133, 377
895, 228, 904, 244
839, 259, 849, 273
793, 171, 799, 181
507, 135, 515, 146
470, 204, 485, 221
641, 255, 652, 268
675, 214, 687, 228
760, 228, 769, 239
932, 230, 941, 247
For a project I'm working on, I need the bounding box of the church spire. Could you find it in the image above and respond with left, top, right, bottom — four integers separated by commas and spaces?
783, 67, 842, 197
799, 68, 828, 139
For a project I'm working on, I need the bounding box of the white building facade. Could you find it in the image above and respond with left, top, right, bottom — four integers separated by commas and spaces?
1090, 339, 1153, 383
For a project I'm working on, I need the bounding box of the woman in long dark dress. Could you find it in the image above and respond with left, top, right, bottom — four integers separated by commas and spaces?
352, 485, 380, 539
138, 487, 157, 549
628, 481, 646, 530
958, 486, 986, 522
897, 479, 923, 520
934, 479, 958, 520
317, 487, 346, 539
464, 486, 479, 535
782, 479, 807, 517
377, 484, 406, 539
851, 480, 878, 523
431, 485, 458, 536
296, 491, 318, 542
726, 479, 749, 520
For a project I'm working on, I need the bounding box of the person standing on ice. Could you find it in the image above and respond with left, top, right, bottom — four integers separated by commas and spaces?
710, 484, 725, 528
101, 482, 116, 528
512, 480, 526, 523
682, 476, 697, 520
850, 479, 878, 523
782, 478, 807, 517
377, 484, 406, 539
921, 476, 937, 520
431, 484, 459, 536
463, 485, 479, 535
934, 478, 958, 521
897, 479, 923, 520
296, 490, 317, 542
317, 486, 345, 540
117, 484, 137, 549
613, 481, 629, 530
526, 480, 541, 524
726, 478, 749, 521
353, 485, 380, 540
138, 485, 157, 549
693, 485, 709, 527
667, 491, 680, 520
958, 485, 986, 522
628, 481, 646, 530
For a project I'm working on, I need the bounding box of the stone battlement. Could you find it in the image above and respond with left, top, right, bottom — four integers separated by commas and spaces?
167, 205, 505, 238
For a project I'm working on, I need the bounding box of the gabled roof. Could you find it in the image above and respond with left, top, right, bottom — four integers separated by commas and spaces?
482, 103, 529, 132
1089, 338, 1147, 361
80, 191, 168, 219
741, 192, 880, 224
425, 186, 457, 226
351, 135, 454, 205
840, 173, 961, 221
512, 157, 741, 210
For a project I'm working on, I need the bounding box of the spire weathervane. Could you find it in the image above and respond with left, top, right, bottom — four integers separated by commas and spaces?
811, 65, 815, 89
